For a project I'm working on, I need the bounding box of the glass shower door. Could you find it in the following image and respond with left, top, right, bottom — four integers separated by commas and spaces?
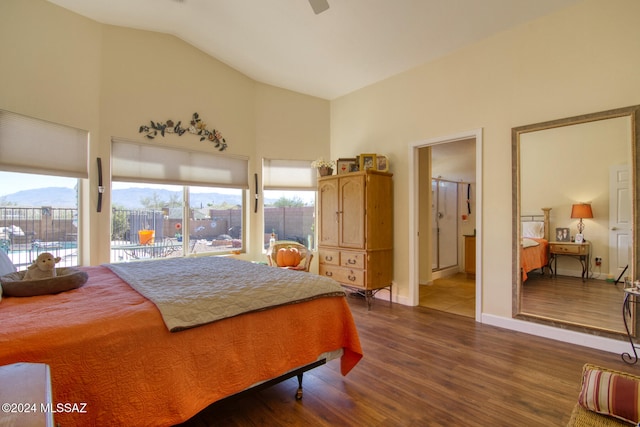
432, 179, 458, 271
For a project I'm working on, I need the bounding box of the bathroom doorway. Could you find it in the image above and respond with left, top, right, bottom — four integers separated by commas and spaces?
409, 130, 482, 321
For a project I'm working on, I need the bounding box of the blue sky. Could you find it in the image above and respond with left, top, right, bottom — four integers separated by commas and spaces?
0, 171, 75, 196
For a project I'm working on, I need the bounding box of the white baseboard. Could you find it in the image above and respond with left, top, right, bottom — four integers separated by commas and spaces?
372, 282, 412, 306
431, 266, 460, 281
481, 313, 631, 355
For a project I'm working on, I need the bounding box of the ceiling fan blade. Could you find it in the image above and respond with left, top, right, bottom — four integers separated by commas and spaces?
308, 0, 329, 15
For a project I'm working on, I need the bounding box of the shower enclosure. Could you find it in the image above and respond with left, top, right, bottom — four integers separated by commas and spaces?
432, 178, 458, 271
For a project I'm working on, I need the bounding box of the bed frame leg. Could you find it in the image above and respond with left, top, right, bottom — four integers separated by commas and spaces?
295, 373, 304, 400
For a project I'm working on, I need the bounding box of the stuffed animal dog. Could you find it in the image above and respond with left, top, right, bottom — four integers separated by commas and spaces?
23, 252, 61, 280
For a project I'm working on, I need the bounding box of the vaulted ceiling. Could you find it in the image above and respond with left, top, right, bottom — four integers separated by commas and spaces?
47, 0, 580, 100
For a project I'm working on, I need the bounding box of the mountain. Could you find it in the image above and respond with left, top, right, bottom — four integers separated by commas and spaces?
0, 187, 255, 209
111, 188, 243, 209
0, 187, 77, 207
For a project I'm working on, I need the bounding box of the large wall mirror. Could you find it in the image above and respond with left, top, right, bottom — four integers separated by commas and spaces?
512, 105, 640, 339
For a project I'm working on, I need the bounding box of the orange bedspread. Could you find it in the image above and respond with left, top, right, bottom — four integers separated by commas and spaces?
521, 238, 549, 281
0, 265, 363, 426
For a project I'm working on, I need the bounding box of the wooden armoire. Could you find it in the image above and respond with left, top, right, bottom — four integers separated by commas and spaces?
317, 170, 393, 309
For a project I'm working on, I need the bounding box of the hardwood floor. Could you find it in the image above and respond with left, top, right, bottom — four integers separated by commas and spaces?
177, 295, 639, 427
521, 272, 625, 333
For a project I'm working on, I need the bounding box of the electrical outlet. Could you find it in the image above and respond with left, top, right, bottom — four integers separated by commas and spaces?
595, 257, 602, 266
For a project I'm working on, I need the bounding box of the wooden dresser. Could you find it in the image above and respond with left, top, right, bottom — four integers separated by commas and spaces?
317, 170, 393, 309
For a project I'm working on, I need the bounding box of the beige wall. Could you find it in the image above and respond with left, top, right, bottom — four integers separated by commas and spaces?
330, 0, 640, 318
0, 0, 329, 264
3, 0, 640, 326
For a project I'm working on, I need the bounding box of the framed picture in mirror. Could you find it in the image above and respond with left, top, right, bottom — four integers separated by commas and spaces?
555, 227, 570, 242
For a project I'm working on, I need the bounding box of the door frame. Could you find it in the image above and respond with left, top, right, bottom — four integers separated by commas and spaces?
408, 128, 483, 322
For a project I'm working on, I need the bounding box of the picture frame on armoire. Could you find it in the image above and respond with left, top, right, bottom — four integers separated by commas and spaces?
359, 153, 376, 171
376, 155, 389, 172
337, 158, 357, 174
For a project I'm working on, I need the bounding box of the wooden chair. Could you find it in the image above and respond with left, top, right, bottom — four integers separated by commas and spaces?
267, 241, 313, 272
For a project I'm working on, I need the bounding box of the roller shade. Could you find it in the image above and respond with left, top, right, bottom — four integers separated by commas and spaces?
112, 139, 248, 189
262, 159, 316, 190
0, 110, 88, 178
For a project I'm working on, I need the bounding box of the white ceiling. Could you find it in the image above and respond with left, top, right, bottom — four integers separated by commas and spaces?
47, 0, 580, 100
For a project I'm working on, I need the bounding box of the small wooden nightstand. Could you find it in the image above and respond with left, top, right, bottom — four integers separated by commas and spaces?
549, 241, 590, 281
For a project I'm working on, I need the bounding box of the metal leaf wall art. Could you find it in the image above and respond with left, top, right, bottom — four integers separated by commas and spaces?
139, 112, 227, 151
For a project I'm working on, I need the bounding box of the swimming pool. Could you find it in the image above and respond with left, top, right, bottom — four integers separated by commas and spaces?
5, 241, 79, 270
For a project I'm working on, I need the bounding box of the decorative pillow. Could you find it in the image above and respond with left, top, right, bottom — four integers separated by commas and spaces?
578, 363, 640, 424
0, 267, 88, 297
0, 250, 16, 276
522, 221, 544, 238
522, 238, 540, 248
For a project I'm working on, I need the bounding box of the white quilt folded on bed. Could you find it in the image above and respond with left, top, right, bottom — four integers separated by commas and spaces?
105, 257, 345, 332
522, 238, 540, 248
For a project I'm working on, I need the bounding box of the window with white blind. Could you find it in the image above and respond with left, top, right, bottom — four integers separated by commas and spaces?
0, 110, 88, 178
111, 139, 248, 188
110, 140, 248, 261
0, 110, 87, 269
262, 159, 316, 250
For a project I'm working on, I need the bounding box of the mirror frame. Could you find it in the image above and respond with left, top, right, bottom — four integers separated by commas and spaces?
512, 105, 640, 338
